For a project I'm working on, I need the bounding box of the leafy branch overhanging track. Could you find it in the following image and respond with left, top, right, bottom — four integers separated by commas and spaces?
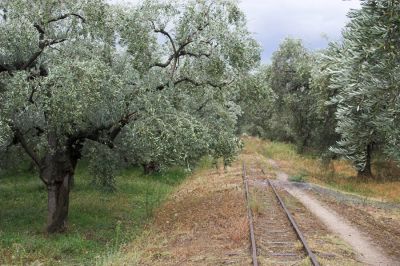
242, 162, 320, 266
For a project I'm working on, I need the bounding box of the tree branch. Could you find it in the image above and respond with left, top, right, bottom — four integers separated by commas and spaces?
151, 21, 176, 54
108, 112, 138, 143
174, 77, 230, 88
150, 20, 211, 76
0, 15, 75, 74
150, 21, 177, 70
19, 38, 66, 71
28, 87, 36, 104
12, 127, 44, 183
150, 54, 174, 68
49, 38, 67, 46
156, 77, 231, 91
33, 23, 45, 35
178, 50, 211, 58
70, 112, 138, 148
47, 13, 86, 24
21, 51, 43, 70
196, 98, 211, 112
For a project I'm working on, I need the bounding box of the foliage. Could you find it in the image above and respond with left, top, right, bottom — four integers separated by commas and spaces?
237, 65, 276, 137
86, 142, 120, 191
0, 0, 260, 172
241, 38, 322, 153
325, 0, 400, 174
309, 43, 341, 157
288, 172, 307, 183
0, 0, 260, 231
240, 1, 400, 178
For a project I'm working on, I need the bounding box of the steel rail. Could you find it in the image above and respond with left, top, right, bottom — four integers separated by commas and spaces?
267, 179, 320, 266
242, 163, 259, 266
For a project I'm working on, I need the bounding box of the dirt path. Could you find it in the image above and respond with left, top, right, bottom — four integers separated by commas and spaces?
268, 159, 398, 266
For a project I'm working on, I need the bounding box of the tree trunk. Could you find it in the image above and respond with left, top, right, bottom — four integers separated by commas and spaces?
40, 150, 77, 233
46, 173, 72, 233
357, 143, 373, 179
142, 161, 160, 175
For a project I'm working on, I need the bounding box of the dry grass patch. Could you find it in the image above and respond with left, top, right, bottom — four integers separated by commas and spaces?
106, 162, 251, 265
227, 217, 249, 244
249, 187, 265, 216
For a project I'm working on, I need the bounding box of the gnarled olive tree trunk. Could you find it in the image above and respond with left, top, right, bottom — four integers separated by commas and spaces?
40, 150, 78, 233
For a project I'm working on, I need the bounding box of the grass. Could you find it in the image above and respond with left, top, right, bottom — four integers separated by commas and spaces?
227, 217, 248, 244
289, 172, 307, 183
0, 162, 187, 265
249, 188, 265, 216
243, 136, 400, 202
103, 158, 250, 265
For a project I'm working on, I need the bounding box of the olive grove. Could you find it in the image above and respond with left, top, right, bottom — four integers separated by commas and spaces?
0, 0, 260, 233
240, 0, 400, 177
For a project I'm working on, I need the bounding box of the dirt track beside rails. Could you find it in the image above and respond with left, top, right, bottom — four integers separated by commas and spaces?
267, 158, 399, 265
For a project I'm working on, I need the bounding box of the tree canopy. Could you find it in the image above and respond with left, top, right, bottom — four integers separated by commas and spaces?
325, 0, 400, 176
0, 0, 260, 232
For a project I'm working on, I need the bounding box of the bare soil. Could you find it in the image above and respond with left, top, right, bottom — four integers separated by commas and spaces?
310, 188, 400, 260
279, 190, 362, 266
267, 158, 399, 265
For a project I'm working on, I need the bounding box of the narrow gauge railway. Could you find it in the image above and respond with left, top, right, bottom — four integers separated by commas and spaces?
242, 163, 319, 266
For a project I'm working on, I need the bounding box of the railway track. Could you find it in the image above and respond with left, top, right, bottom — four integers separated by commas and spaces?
243, 163, 319, 266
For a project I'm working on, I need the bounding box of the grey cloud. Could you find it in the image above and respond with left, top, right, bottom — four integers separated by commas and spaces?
239, 0, 360, 62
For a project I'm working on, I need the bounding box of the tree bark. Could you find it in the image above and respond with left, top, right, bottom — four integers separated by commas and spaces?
40, 149, 78, 233
46, 173, 72, 233
357, 143, 373, 179
142, 161, 160, 175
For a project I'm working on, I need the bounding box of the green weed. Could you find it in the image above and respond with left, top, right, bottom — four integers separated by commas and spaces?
289, 172, 307, 183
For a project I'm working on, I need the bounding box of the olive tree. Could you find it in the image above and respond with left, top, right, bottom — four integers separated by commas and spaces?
327, 0, 400, 177
237, 65, 275, 137
309, 43, 341, 158
264, 38, 319, 151
0, 0, 259, 233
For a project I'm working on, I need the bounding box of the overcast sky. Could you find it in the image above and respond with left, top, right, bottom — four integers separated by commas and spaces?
239, 0, 360, 62
110, 0, 361, 63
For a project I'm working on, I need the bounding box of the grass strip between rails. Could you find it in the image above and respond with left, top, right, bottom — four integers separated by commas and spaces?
0, 162, 191, 265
